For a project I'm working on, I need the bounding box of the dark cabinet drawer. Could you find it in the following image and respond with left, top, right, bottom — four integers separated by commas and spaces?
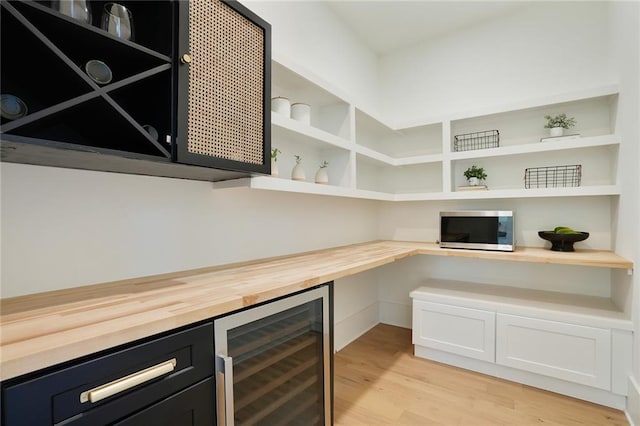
115, 377, 214, 426
2, 323, 213, 425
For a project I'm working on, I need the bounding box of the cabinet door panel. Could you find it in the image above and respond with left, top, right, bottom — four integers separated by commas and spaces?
176, 0, 271, 174
115, 378, 215, 426
412, 300, 495, 362
496, 314, 611, 390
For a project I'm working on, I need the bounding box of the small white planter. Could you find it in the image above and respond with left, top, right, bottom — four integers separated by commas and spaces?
292, 164, 306, 181
468, 177, 480, 186
549, 127, 564, 137
271, 159, 278, 177
315, 167, 329, 184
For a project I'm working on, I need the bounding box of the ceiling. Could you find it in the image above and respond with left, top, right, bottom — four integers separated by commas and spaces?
324, 1, 532, 55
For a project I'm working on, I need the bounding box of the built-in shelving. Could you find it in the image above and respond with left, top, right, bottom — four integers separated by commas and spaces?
214, 55, 621, 202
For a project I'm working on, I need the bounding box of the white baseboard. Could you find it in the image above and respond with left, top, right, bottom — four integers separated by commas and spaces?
379, 300, 411, 328
415, 345, 627, 410
627, 376, 640, 426
334, 302, 379, 351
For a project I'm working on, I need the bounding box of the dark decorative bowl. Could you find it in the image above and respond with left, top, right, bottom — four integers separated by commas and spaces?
538, 231, 589, 252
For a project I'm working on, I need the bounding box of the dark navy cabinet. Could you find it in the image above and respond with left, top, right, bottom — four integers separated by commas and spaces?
115, 378, 215, 426
1, 323, 214, 425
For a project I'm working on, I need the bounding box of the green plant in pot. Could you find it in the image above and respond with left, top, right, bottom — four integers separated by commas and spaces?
270, 148, 281, 177
544, 113, 576, 137
463, 165, 487, 186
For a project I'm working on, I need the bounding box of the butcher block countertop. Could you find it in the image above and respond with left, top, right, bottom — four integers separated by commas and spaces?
0, 240, 633, 381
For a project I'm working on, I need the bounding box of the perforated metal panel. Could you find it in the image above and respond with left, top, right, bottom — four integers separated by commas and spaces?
187, 0, 265, 164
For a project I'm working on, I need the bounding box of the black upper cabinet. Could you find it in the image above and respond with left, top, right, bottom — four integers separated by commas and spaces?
0, 0, 271, 181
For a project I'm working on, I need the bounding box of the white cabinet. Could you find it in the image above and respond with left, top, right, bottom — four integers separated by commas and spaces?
495, 313, 611, 390
214, 56, 621, 202
410, 280, 633, 407
412, 300, 495, 362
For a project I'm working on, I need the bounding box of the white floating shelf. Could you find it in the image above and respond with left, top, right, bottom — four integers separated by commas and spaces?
352, 145, 443, 166
271, 113, 353, 151
214, 177, 620, 202
441, 185, 621, 200
213, 177, 394, 201
395, 153, 444, 166
449, 134, 620, 161
353, 145, 395, 165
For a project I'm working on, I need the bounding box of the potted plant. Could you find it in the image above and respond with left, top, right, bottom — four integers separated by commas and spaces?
291, 155, 306, 181
544, 113, 576, 137
463, 165, 487, 186
315, 161, 329, 184
270, 148, 281, 177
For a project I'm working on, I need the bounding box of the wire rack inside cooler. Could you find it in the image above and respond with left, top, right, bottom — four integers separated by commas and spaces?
524, 164, 582, 189
453, 129, 499, 152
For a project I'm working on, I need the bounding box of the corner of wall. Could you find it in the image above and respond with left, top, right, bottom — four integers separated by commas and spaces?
627, 376, 640, 426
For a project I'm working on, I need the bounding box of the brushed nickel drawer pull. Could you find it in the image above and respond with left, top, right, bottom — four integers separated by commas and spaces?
80, 358, 177, 403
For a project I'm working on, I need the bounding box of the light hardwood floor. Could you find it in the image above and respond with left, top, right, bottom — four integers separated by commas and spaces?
334, 324, 629, 426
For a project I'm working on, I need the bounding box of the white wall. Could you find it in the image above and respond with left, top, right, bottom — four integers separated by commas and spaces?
605, 1, 640, 421
379, 1, 615, 125
0, 163, 379, 298
333, 269, 380, 351
241, 0, 380, 113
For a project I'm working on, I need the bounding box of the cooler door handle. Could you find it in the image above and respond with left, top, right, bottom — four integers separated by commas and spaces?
216, 354, 235, 426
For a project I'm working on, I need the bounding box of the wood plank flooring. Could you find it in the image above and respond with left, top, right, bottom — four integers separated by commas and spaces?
334, 324, 628, 426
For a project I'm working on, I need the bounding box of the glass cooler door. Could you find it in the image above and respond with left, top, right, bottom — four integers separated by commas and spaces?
214, 285, 330, 426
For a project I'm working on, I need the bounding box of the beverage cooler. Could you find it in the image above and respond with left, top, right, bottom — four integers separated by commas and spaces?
214, 285, 331, 425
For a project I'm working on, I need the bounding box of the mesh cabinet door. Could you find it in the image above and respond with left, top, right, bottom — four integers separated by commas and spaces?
176, 0, 271, 174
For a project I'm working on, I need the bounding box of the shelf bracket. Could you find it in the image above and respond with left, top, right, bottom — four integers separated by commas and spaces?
627, 268, 633, 276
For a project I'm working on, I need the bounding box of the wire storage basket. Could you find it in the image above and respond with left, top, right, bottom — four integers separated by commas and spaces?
453, 130, 499, 152
524, 165, 582, 189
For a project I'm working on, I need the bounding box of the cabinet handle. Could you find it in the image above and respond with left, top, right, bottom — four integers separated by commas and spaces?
216, 354, 235, 426
80, 358, 177, 403
180, 53, 192, 64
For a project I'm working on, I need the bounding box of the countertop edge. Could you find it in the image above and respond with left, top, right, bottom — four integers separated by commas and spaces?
0, 241, 632, 381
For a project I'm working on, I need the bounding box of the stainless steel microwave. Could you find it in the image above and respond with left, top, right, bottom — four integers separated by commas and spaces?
439, 210, 515, 252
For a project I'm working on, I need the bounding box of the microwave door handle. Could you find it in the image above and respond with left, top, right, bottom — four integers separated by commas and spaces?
216, 354, 235, 426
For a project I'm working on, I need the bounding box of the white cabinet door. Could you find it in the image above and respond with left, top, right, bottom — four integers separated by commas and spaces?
412, 300, 495, 362
496, 314, 611, 390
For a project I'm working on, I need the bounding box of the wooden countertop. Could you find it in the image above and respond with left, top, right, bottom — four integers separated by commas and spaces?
0, 241, 633, 381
